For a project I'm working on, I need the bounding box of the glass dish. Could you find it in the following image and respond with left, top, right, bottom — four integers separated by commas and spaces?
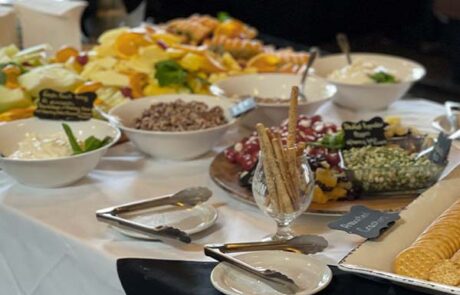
252, 153, 314, 240
339, 136, 447, 195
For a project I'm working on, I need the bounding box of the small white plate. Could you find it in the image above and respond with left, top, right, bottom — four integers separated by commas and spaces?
210, 251, 332, 295
113, 204, 218, 238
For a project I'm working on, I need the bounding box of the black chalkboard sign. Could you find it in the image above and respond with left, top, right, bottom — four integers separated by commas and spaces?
328, 205, 400, 239
429, 132, 452, 164
34, 89, 96, 121
342, 117, 387, 148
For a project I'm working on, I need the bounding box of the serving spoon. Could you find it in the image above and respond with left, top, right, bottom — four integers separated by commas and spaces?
298, 47, 318, 102
336, 33, 352, 65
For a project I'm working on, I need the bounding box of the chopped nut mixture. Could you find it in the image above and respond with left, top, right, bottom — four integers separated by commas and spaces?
134, 99, 228, 131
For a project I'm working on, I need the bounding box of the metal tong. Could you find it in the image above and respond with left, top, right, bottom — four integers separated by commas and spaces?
207, 234, 328, 255
445, 101, 460, 134
96, 187, 212, 243
415, 129, 460, 160
204, 247, 301, 294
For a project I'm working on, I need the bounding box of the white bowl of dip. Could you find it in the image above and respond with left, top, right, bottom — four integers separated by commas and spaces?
313, 53, 426, 111
0, 118, 120, 188
211, 73, 337, 128
109, 95, 236, 160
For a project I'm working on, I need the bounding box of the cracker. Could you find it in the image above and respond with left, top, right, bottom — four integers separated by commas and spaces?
429, 260, 460, 286
451, 250, 460, 264
394, 246, 443, 280
413, 239, 453, 259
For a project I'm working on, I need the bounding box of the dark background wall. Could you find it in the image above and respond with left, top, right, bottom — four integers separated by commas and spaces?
85, 0, 460, 102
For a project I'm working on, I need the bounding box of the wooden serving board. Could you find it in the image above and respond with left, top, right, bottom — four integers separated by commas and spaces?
210, 152, 418, 215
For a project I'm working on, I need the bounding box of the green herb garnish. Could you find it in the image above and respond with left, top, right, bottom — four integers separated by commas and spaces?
368, 71, 397, 84
217, 11, 232, 22
308, 131, 345, 149
154, 60, 188, 87
62, 123, 112, 155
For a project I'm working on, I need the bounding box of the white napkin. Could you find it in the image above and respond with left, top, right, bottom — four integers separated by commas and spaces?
14, 0, 87, 50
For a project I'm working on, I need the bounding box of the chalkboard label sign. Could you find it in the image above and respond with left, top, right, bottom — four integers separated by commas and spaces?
429, 132, 452, 164
342, 117, 387, 148
34, 89, 96, 121
328, 205, 400, 239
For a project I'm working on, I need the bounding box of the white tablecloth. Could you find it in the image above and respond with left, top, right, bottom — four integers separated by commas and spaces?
1, 99, 458, 295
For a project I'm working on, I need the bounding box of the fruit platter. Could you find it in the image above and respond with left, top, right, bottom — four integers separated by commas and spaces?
0, 13, 311, 123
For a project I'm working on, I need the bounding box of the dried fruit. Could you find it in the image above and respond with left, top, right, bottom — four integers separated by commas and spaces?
75, 81, 103, 94
247, 53, 280, 72
55, 46, 79, 63
115, 32, 151, 58
2, 64, 21, 88
129, 72, 148, 98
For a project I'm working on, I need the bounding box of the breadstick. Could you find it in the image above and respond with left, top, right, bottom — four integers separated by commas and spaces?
296, 142, 306, 156
286, 146, 300, 206
272, 137, 295, 202
257, 125, 293, 213
287, 86, 299, 148
264, 127, 294, 213
256, 123, 280, 212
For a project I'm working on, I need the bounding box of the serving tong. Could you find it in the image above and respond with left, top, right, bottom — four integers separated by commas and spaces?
204, 235, 328, 294
445, 101, 460, 134
204, 247, 301, 294
96, 187, 212, 244
207, 234, 328, 255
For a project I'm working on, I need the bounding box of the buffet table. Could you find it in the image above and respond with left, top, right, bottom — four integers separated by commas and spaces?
1, 99, 459, 295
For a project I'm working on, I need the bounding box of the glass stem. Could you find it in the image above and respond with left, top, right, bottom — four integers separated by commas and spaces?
273, 223, 294, 241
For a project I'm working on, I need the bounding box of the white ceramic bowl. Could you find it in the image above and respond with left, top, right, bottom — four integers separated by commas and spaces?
109, 95, 236, 160
313, 53, 426, 111
211, 73, 337, 127
0, 118, 121, 188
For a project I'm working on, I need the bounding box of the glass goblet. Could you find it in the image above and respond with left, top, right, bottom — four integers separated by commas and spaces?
252, 153, 314, 240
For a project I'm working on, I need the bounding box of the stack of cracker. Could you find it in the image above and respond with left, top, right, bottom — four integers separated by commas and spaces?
256, 86, 307, 214
394, 199, 460, 286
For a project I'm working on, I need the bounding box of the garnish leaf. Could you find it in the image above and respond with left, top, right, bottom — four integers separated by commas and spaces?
62, 123, 83, 154
308, 131, 345, 149
84, 136, 102, 152
154, 60, 188, 87
368, 71, 397, 84
217, 11, 231, 22
62, 124, 113, 155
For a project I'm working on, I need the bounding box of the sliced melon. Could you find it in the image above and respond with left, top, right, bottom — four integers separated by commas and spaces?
18, 64, 83, 97
0, 86, 32, 113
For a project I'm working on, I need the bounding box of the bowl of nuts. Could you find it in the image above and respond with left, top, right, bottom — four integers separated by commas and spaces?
211, 73, 337, 128
109, 95, 236, 160
339, 138, 446, 195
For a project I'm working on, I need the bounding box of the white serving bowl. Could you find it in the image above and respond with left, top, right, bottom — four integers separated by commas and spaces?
313, 53, 426, 111
211, 73, 337, 127
109, 95, 236, 160
0, 118, 121, 188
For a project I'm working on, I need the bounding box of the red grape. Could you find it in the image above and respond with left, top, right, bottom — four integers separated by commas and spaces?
76, 54, 89, 65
